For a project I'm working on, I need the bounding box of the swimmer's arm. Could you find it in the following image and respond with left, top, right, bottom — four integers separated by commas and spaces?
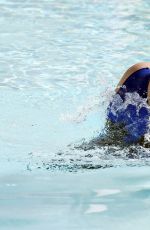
115, 62, 150, 93
115, 69, 131, 93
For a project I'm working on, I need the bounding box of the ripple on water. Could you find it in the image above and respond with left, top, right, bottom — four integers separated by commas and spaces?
85, 204, 108, 214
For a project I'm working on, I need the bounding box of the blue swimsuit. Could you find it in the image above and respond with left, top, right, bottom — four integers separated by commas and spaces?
107, 67, 150, 143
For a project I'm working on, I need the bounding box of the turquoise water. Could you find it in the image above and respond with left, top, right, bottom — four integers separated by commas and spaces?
0, 0, 150, 229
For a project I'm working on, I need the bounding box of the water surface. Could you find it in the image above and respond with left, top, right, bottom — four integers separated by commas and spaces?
0, 0, 150, 229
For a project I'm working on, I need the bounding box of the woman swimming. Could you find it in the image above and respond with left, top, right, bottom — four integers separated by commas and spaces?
107, 62, 150, 145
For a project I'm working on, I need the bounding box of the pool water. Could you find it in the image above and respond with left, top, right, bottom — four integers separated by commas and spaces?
0, 0, 150, 229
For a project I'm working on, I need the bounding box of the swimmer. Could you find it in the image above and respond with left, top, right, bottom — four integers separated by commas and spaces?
107, 62, 150, 146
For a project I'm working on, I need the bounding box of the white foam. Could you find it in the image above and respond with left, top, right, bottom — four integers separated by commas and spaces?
85, 204, 107, 214
95, 189, 121, 197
